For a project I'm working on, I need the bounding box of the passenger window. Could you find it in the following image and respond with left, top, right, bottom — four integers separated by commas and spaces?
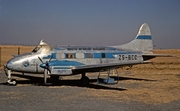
56, 53, 65, 59
102, 53, 106, 58
85, 53, 93, 58
65, 53, 75, 59
76, 53, 84, 59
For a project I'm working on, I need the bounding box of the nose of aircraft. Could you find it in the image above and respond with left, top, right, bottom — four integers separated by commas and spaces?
6, 60, 13, 70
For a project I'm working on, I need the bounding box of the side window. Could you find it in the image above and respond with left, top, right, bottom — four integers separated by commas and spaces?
102, 53, 106, 58
76, 53, 84, 59
56, 53, 65, 59
65, 53, 75, 59
85, 53, 93, 58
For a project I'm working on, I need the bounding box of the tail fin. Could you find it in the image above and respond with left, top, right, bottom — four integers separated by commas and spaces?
112, 23, 153, 54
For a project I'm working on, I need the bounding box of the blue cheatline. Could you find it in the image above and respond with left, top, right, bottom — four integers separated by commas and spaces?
136, 35, 152, 40
48, 60, 85, 66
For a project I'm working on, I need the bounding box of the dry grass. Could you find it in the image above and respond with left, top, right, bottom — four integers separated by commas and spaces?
0, 46, 180, 104
0, 45, 34, 66
84, 49, 180, 104
82, 69, 180, 104
71, 49, 180, 104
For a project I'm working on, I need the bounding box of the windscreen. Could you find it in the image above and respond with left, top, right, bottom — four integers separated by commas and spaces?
32, 45, 42, 53
31, 40, 52, 53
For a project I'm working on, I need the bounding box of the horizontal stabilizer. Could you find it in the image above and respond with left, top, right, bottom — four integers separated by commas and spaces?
142, 54, 174, 57
142, 53, 174, 61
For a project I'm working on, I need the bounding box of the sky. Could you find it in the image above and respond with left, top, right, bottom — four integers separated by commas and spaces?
0, 0, 180, 49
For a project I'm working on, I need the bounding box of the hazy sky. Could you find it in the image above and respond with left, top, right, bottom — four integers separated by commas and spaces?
0, 0, 180, 49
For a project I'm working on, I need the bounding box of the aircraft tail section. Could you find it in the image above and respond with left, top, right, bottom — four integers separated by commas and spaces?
112, 23, 153, 54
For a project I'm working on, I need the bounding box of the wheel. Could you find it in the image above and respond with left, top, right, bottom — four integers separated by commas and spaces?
11, 79, 17, 86
80, 76, 89, 86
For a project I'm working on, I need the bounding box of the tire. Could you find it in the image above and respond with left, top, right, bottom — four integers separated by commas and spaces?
11, 79, 17, 86
81, 76, 89, 86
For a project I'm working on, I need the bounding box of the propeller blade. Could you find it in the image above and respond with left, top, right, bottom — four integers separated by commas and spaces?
49, 54, 53, 62
44, 69, 48, 84
38, 56, 44, 64
47, 68, 51, 74
39, 55, 52, 72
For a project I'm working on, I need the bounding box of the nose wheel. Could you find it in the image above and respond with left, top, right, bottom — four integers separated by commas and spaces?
5, 69, 17, 86
7, 79, 17, 86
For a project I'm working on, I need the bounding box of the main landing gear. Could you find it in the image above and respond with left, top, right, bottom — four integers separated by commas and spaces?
80, 69, 119, 86
80, 73, 89, 86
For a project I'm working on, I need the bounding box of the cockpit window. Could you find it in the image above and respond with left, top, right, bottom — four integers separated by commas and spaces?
32, 46, 42, 53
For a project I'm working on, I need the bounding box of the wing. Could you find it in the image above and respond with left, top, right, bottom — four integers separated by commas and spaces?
72, 61, 148, 74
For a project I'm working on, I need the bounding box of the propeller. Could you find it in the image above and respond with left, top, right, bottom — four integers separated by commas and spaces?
44, 68, 48, 84
38, 54, 53, 84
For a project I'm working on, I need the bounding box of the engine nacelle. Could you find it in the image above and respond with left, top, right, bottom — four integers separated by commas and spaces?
50, 66, 72, 75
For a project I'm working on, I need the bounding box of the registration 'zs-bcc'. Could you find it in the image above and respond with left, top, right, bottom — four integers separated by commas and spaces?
119, 55, 137, 60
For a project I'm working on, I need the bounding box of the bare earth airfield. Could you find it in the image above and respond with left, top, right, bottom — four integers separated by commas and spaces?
0, 46, 180, 111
